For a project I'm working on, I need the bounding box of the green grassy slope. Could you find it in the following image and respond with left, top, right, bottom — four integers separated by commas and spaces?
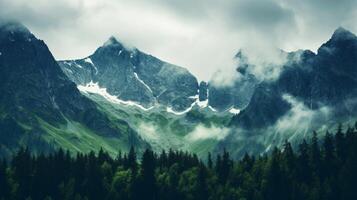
82, 92, 233, 157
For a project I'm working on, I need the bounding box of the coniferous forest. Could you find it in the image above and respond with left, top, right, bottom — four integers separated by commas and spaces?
1, 125, 357, 200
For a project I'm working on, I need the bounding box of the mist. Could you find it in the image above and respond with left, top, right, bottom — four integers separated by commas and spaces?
1, 0, 355, 81
185, 124, 230, 141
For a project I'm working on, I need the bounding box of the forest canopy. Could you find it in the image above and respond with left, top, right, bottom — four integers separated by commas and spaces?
1, 124, 357, 200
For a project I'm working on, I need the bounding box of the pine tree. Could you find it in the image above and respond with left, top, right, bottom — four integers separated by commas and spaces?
140, 149, 157, 200
0, 160, 10, 199
195, 163, 208, 200
322, 131, 335, 178
310, 131, 321, 179
297, 139, 311, 184
127, 146, 138, 175
207, 152, 213, 169
219, 149, 232, 184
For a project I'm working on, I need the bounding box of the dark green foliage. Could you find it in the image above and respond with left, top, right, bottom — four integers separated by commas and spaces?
2, 124, 357, 200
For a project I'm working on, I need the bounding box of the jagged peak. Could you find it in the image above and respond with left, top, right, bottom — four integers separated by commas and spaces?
331, 26, 356, 41
103, 36, 120, 46
102, 36, 136, 52
0, 21, 36, 44
317, 27, 356, 54
0, 20, 31, 32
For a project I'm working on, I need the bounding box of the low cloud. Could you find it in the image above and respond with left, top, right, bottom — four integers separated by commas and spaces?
210, 47, 290, 87
137, 123, 160, 141
209, 59, 241, 87
274, 94, 331, 137
185, 124, 230, 141
224, 94, 333, 156
237, 47, 288, 81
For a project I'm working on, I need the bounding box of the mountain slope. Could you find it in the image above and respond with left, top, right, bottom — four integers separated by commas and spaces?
0, 22, 147, 157
59, 37, 199, 112
223, 27, 357, 157
231, 27, 357, 129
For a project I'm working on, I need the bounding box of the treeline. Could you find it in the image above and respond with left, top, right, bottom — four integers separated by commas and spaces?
1, 125, 357, 200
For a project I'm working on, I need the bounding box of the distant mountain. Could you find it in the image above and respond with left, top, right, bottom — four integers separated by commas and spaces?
59, 37, 199, 112
206, 51, 258, 112
2, 21, 355, 159
231, 27, 357, 129
58, 37, 258, 114
222, 27, 357, 157
0, 22, 147, 157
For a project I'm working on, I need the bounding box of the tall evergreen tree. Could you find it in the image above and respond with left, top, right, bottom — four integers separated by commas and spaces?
0, 160, 10, 199
127, 146, 138, 175
140, 149, 157, 200
207, 152, 213, 169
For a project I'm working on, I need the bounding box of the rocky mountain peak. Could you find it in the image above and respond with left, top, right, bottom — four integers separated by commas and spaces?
0, 21, 30, 33
103, 36, 121, 46
101, 36, 136, 52
0, 21, 34, 42
331, 27, 357, 41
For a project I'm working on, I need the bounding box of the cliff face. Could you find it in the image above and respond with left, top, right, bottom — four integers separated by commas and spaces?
59, 37, 199, 111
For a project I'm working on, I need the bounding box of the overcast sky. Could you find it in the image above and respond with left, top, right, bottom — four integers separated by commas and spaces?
0, 0, 356, 81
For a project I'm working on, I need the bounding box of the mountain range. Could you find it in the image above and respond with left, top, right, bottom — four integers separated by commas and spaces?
0, 22, 149, 157
0, 21, 356, 158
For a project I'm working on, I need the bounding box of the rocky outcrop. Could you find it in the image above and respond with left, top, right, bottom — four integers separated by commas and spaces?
59, 37, 199, 111
230, 27, 357, 129
0, 22, 146, 155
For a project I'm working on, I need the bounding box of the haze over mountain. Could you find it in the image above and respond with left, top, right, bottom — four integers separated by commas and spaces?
222, 27, 357, 157
0, 20, 357, 159
2, 0, 356, 82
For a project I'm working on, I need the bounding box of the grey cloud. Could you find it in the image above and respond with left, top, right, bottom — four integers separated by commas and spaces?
226, 0, 295, 30
0, 0, 82, 30
0, 0, 355, 81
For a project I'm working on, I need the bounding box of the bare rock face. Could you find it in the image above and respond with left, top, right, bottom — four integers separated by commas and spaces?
230, 27, 357, 129
59, 37, 199, 111
0, 22, 147, 156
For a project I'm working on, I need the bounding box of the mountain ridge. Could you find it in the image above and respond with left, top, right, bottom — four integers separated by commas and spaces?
1, 21, 357, 159
0, 21, 148, 157
59, 36, 201, 112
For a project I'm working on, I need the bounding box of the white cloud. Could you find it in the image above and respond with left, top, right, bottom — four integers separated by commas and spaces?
237, 47, 288, 81
0, 0, 356, 81
273, 94, 331, 139
185, 124, 230, 141
137, 123, 160, 141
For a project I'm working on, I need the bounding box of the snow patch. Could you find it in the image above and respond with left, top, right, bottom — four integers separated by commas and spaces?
229, 107, 240, 115
74, 62, 83, 69
0, 52, 2, 56
84, 57, 98, 74
84, 57, 94, 65
118, 50, 122, 55
166, 99, 198, 115
189, 94, 199, 99
78, 81, 154, 111
62, 61, 71, 66
63, 68, 73, 74
208, 106, 217, 112
197, 99, 208, 108
133, 72, 153, 93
